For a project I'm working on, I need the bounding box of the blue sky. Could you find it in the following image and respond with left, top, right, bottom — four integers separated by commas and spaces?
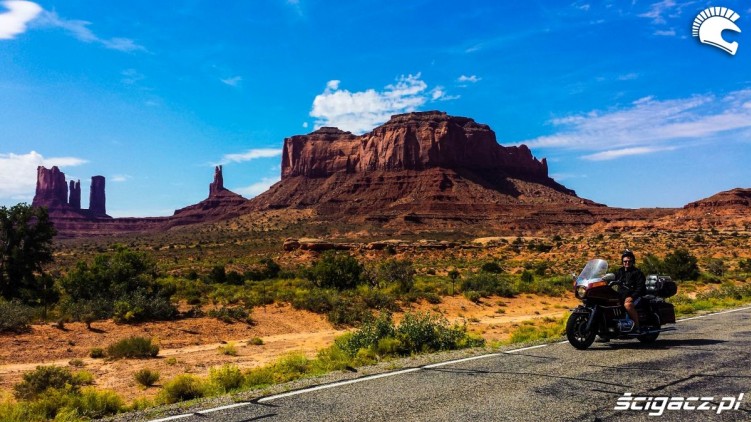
1, 0, 750, 216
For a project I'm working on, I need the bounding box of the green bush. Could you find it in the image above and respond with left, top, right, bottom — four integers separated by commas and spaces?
663, 249, 700, 281
305, 251, 363, 290
0, 300, 34, 333
159, 375, 207, 404
326, 295, 372, 327
248, 337, 264, 346
461, 272, 517, 298
133, 368, 160, 387
14, 366, 79, 400
291, 289, 335, 313
106, 337, 159, 359
378, 259, 415, 293
67, 388, 124, 419
337, 312, 484, 358
90, 348, 105, 359
480, 262, 503, 273
209, 364, 244, 393
208, 306, 253, 324
217, 342, 238, 356
272, 353, 312, 383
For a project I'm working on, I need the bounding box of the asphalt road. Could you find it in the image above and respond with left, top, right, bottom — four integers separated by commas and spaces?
152, 307, 751, 422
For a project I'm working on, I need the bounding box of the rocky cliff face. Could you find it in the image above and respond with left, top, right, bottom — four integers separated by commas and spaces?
32, 166, 69, 211
250, 111, 593, 229
69, 180, 81, 210
282, 111, 550, 181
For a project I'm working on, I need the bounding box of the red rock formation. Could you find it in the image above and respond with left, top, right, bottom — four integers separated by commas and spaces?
281, 112, 552, 181
32, 166, 69, 211
250, 111, 586, 229
69, 180, 81, 210
89, 176, 107, 217
209, 165, 225, 195
171, 166, 249, 226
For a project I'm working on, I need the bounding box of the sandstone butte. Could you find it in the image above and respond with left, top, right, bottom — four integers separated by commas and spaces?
30, 111, 751, 237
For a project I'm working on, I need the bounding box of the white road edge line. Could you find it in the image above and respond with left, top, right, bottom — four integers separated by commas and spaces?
149, 305, 751, 421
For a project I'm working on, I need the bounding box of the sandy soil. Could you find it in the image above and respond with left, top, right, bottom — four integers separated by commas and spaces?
0, 295, 577, 403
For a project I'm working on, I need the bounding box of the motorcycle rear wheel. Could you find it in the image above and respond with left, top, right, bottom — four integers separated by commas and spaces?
566, 313, 596, 350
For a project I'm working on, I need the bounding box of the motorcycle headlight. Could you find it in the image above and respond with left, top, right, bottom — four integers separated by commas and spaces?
576, 285, 587, 299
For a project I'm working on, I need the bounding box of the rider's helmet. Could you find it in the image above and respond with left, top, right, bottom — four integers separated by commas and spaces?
621, 249, 636, 264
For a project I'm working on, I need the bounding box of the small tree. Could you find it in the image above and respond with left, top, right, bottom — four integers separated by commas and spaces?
306, 251, 363, 290
379, 259, 415, 293
0, 204, 57, 305
447, 269, 460, 295
662, 249, 700, 281
706, 258, 726, 277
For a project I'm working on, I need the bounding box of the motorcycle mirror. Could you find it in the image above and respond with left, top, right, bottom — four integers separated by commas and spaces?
603, 273, 616, 282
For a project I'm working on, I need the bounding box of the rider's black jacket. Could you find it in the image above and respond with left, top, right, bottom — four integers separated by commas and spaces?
615, 266, 646, 299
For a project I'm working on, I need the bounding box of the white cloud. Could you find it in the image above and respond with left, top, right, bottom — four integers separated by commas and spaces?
519, 88, 751, 156
310, 73, 456, 134
302, 122, 309, 128
653, 29, 676, 37
35, 9, 145, 52
111, 174, 132, 182
638, 0, 677, 24
221, 76, 242, 87
0, 151, 87, 201
0, 0, 42, 39
581, 146, 676, 161
458, 74, 481, 83
217, 148, 283, 165
617, 73, 639, 81
234, 177, 280, 198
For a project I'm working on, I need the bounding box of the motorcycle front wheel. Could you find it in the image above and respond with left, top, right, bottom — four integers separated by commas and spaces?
566, 313, 596, 350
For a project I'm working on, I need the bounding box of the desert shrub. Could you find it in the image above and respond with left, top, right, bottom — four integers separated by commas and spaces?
706, 258, 726, 277
112, 289, 177, 323
106, 337, 159, 359
336, 312, 483, 358
217, 342, 238, 356
461, 272, 517, 298
663, 249, 700, 281
248, 337, 264, 346
378, 259, 415, 293
0, 300, 34, 333
68, 359, 84, 367
464, 290, 482, 303
14, 366, 79, 400
207, 265, 227, 284
738, 258, 751, 273
360, 289, 400, 311
326, 295, 372, 327
133, 368, 160, 387
395, 312, 483, 354
59, 247, 177, 324
209, 364, 244, 393
159, 375, 207, 404
67, 388, 124, 419
305, 251, 363, 290
480, 262, 503, 274
245, 367, 275, 388
520, 271, 534, 284
272, 353, 313, 383
208, 306, 252, 324
291, 289, 335, 313
244, 258, 281, 281
89, 348, 105, 359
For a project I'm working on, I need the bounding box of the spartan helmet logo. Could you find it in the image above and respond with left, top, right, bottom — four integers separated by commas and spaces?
692, 7, 741, 55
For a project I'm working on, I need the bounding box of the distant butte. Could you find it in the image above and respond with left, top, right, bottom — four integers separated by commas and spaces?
28, 111, 751, 237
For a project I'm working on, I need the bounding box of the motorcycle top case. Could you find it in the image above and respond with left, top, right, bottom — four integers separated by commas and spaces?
646, 275, 677, 298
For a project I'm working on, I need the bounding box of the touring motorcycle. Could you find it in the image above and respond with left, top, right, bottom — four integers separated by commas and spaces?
566, 258, 677, 349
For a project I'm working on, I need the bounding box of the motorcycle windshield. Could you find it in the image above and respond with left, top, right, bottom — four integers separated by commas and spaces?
576, 259, 609, 286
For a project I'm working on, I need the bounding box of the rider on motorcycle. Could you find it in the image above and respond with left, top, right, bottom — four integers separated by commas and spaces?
616, 250, 646, 332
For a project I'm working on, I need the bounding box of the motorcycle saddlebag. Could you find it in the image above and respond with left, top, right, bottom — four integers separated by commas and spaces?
646, 275, 678, 298
655, 301, 676, 324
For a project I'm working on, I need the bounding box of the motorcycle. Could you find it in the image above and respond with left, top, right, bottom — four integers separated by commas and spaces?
566, 258, 677, 350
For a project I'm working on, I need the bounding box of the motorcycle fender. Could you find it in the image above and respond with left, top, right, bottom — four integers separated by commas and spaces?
584, 307, 599, 333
